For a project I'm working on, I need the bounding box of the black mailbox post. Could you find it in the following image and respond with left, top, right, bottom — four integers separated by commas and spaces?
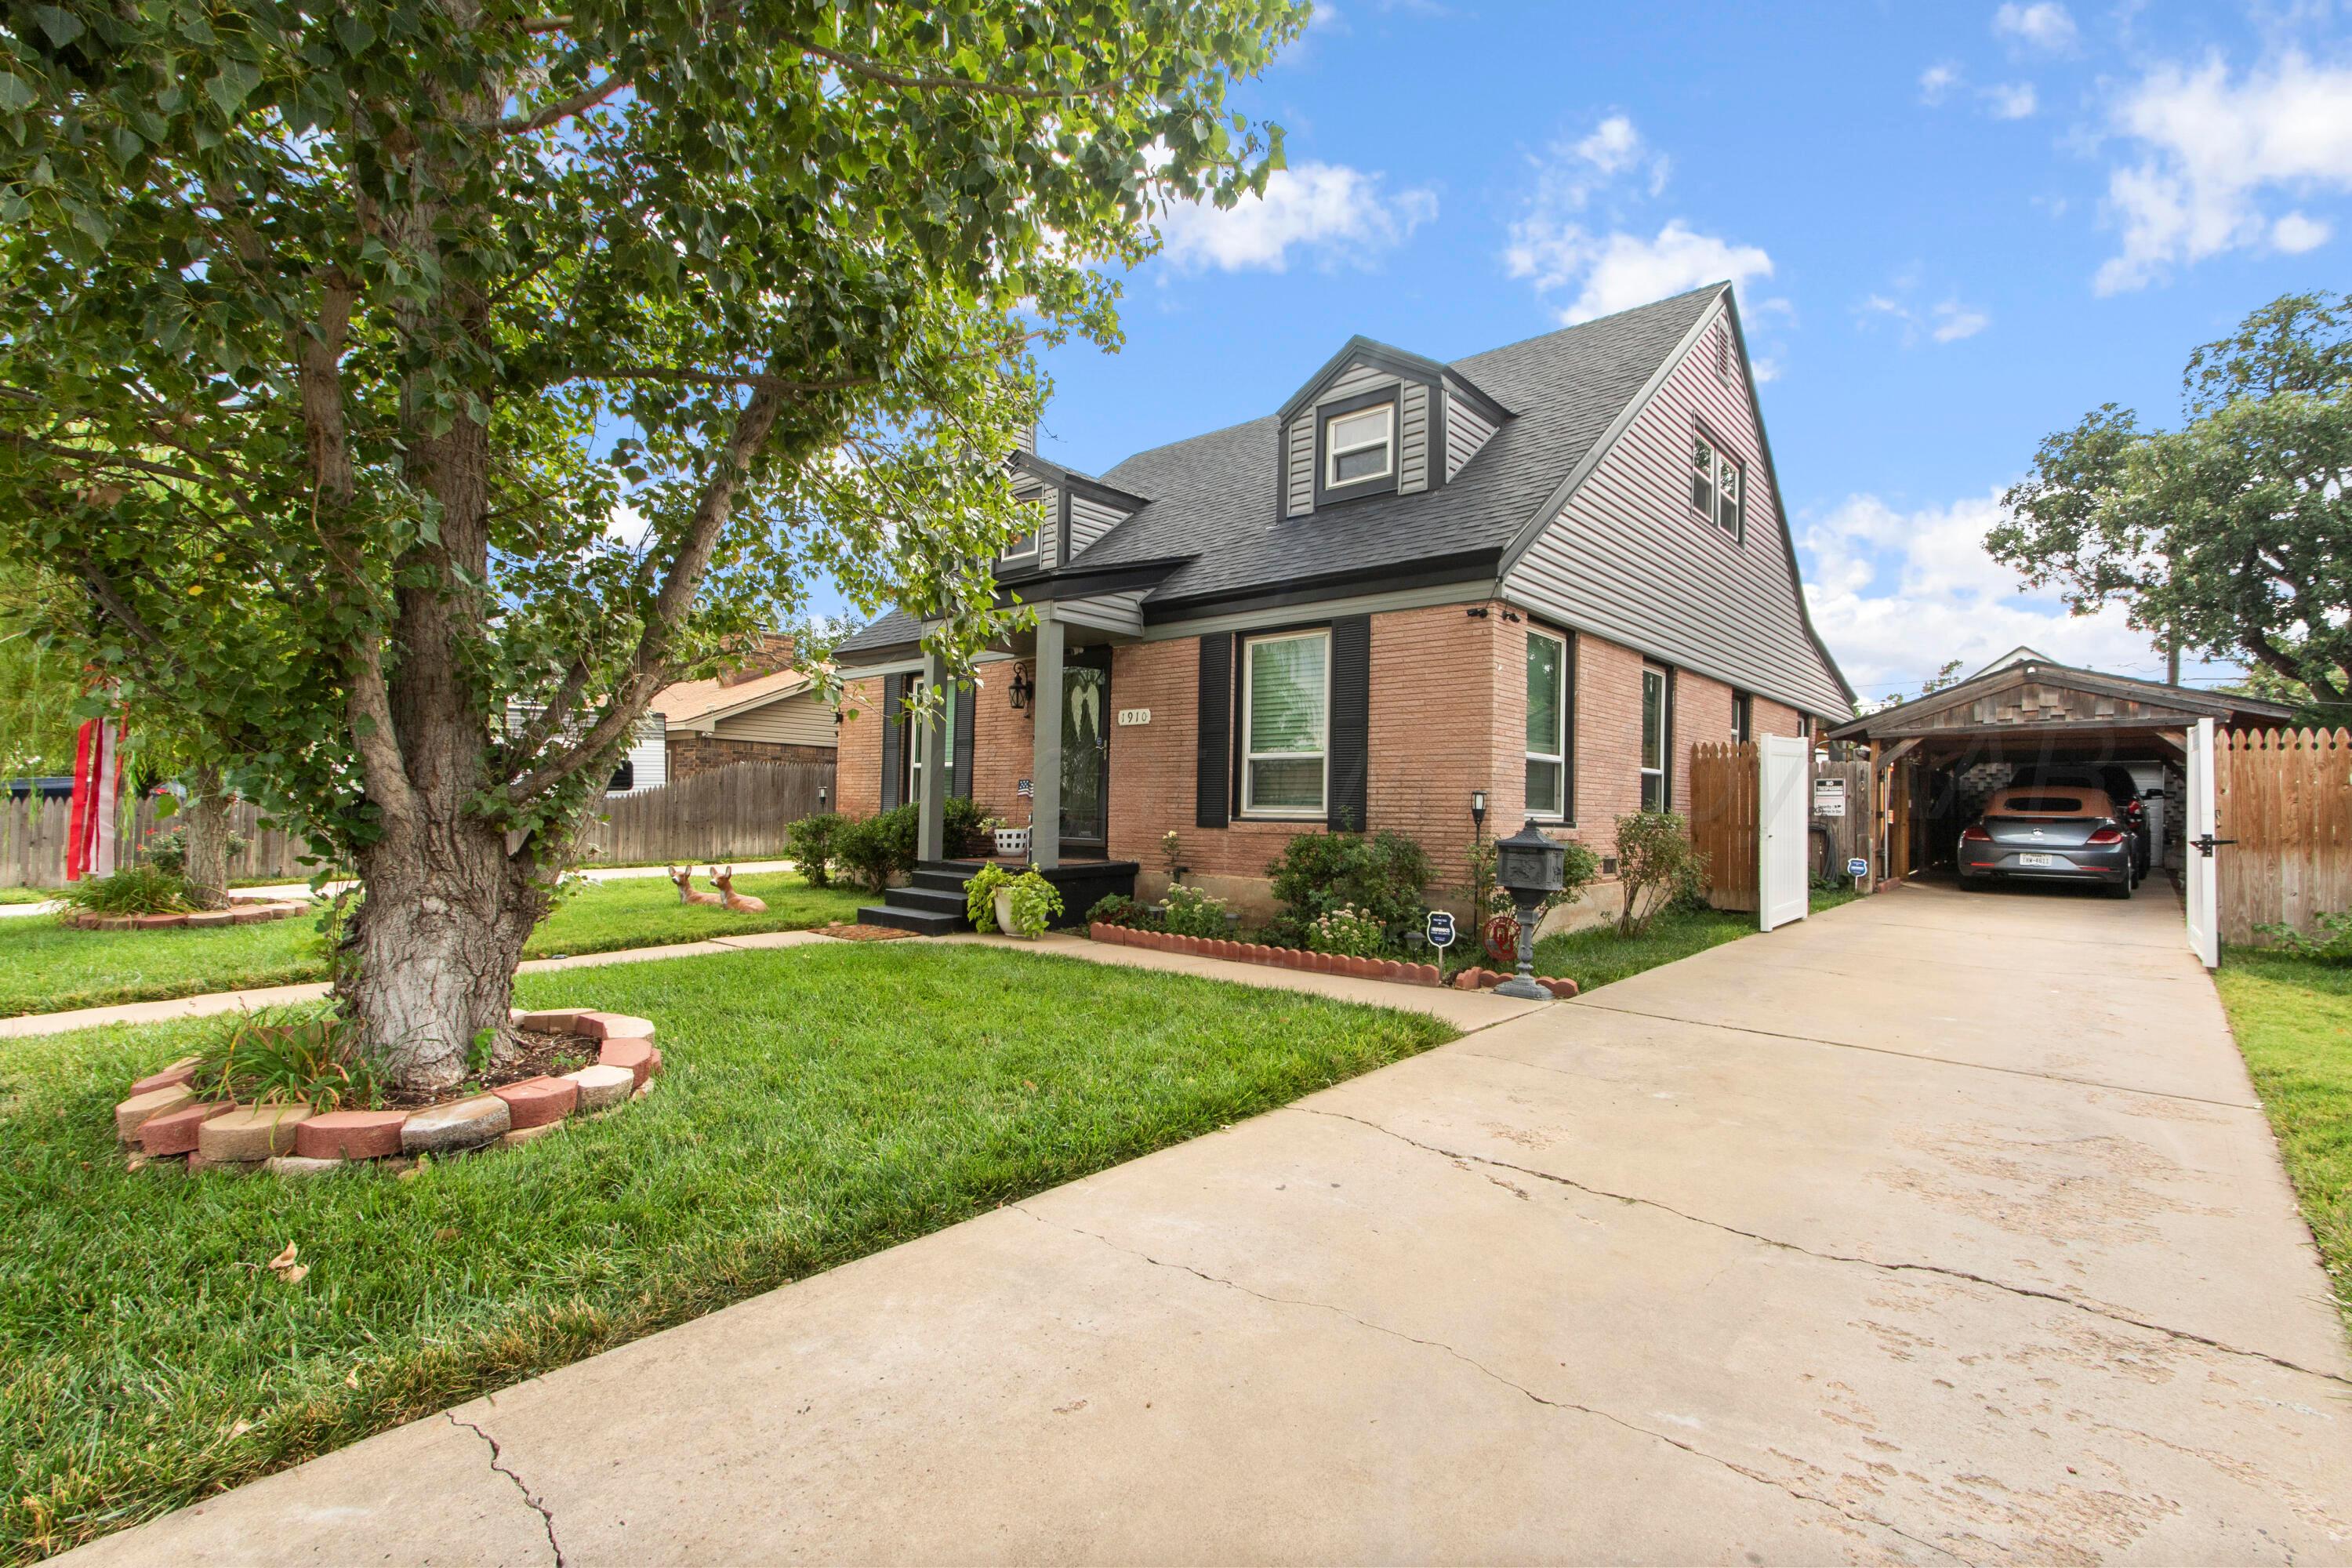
1493, 818, 1564, 1000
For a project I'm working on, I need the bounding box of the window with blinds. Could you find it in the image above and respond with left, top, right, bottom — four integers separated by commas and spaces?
1241, 630, 1330, 816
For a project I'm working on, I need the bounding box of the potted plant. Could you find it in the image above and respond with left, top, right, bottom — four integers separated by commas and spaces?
964, 863, 1063, 938
991, 818, 1032, 858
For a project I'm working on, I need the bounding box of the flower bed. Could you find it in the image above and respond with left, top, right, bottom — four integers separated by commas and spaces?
60, 892, 310, 931
111, 1009, 662, 1177
1087, 921, 1578, 998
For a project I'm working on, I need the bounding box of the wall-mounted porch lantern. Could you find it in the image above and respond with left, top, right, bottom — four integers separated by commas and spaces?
1009, 664, 1035, 711
1492, 818, 1565, 1000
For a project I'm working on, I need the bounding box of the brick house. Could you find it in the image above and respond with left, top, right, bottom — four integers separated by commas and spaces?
833, 284, 1851, 929
649, 635, 837, 784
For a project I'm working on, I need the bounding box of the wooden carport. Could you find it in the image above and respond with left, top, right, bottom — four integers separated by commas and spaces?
1824, 653, 2293, 884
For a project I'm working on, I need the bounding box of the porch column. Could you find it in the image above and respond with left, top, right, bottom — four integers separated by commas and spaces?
1030, 613, 1065, 869
916, 648, 949, 864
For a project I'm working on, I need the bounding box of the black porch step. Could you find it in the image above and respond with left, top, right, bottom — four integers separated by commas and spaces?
884, 884, 967, 916
855, 903, 964, 936
910, 866, 977, 893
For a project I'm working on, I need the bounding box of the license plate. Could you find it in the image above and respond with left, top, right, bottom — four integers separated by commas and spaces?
2018, 852, 2055, 867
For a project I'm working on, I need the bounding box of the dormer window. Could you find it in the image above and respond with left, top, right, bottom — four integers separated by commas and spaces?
1001, 499, 1044, 565
1324, 403, 1393, 488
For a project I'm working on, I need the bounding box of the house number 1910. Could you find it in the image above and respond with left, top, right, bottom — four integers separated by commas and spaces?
1116, 708, 1152, 726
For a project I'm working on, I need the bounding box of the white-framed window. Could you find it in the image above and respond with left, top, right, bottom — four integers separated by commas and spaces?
1002, 498, 1045, 564
1324, 404, 1394, 488
1241, 629, 1330, 817
1639, 666, 1670, 812
1525, 629, 1569, 820
1690, 430, 1744, 542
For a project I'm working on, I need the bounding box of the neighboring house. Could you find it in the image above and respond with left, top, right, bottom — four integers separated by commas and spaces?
648, 636, 838, 783
506, 704, 666, 796
834, 282, 1853, 924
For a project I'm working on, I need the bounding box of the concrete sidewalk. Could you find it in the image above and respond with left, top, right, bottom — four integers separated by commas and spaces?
59, 883, 2352, 1564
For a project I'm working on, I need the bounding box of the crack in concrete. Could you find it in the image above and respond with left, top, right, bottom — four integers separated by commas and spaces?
1563, 997, 2263, 1112
1010, 1203, 1974, 1566
1301, 1105, 2352, 1391
448, 1413, 564, 1567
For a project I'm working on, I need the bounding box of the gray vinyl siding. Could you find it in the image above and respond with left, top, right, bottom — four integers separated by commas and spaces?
1068, 493, 1128, 557
711, 690, 837, 748
1010, 474, 1057, 568
1398, 382, 1430, 495
1053, 590, 1147, 637
1284, 415, 1316, 517
1500, 306, 1849, 717
1321, 361, 1392, 401
1443, 377, 1497, 480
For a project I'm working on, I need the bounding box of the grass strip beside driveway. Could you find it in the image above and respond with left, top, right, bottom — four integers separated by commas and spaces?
1533, 886, 1860, 994
2215, 946, 2352, 1335
0, 942, 1454, 1563
0, 870, 866, 1018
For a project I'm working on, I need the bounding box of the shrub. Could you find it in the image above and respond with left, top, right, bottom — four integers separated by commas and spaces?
785, 811, 841, 887
1161, 883, 1230, 938
142, 822, 251, 877
944, 795, 989, 858
1266, 829, 1432, 935
1613, 811, 1708, 937
2256, 909, 2352, 962
190, 1008, 383, 1111
58, 862, 191, 916
1305, 902, 1386, 957
1087, 893, 1155, 929
964, 863, 1064, 936
832, 805, 918, 894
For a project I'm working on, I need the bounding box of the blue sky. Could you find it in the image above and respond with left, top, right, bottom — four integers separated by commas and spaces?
1001, 0, 2352, 702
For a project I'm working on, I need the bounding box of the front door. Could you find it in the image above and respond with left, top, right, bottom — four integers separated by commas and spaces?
1060, 652, 1109, 849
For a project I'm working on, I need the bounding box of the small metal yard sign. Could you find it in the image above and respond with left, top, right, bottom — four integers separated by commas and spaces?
1424, 910, 1456, 949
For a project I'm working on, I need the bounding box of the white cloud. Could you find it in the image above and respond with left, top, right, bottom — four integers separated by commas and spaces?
1986, 82, 2038, 119
1154, 162, 1436, 273
1801, 489, 2170, 695
1857, 289, 1991, 346
1919, 63, 1963, 104
2096, 52, 2352, 292
1994, 2, 2078, 53
1931, 301, 1992, 341
1508, 220, 1773, 325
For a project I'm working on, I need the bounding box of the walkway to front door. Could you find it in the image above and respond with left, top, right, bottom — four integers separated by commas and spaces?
67, 883, 2352, 1563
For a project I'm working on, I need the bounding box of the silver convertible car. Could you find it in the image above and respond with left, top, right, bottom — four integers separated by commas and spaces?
1957, 786, 2135, 898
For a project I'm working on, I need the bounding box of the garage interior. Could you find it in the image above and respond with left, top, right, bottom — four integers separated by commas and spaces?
1824, 649, 2293, 889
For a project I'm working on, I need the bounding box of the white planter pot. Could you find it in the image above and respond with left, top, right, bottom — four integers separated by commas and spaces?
993, 887, 1035, 938
993, 826, 1031, 857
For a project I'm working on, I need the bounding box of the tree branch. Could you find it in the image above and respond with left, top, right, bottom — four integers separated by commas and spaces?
499, 70, 633, 133
589, 365, 879, 394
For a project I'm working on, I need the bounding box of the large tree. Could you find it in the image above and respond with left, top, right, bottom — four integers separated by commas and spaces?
1988, 292, 2352, 706
0, 0, 1298, 1088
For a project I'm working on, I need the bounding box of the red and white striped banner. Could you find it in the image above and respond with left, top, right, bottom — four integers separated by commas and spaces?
66, 714, 125, 881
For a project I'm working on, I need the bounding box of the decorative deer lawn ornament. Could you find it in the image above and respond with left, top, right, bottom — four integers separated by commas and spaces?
710, 865, 767, 913
667, 865, 725, 907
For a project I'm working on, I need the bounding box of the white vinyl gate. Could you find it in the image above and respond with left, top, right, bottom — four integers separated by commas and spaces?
2185, 716, 2218, 969
1758, 734, 1811, 932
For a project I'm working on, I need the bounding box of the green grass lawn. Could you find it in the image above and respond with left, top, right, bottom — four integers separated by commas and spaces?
0, 870, 866, 1018
1530, 884, 1861, 994
2214, 946, 2352, 1333
0, 942, 1454, 1562
0, 887, 55, 906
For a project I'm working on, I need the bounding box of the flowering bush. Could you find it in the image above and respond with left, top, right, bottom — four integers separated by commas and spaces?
1304, 902, 1385, 957
1161, 883, 1229, 938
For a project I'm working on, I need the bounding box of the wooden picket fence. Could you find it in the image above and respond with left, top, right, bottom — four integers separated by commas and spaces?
0, 794, 331, 889
2217, 728, 2352, 945
580, 760, 832, 866
1686, 742, 1875, 913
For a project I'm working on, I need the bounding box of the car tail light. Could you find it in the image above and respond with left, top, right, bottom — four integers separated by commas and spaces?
2085, 826, 2125, 845
1958, 824, 1991, 843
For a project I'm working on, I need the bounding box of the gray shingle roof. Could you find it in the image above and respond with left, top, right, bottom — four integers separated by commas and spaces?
839, 285, 1727, 658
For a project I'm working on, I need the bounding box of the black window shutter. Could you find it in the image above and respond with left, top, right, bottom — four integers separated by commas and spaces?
951, 681, 975, 800
879, 673, 902, 810
1196, 633, 1233, 828
1327, 615, 1370, 833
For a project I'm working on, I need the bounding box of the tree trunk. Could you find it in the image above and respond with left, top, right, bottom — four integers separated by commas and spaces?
183, 765, 231, 911
342, 815, 551, 1093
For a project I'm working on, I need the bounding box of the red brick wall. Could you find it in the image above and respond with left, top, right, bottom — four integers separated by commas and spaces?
1370, 604, 1502, 898
1672, 670, 1736, 815
836, 677, 883, 818
1570, 632, 1646, 844
968, 666, 1034, 823
665, 733, 834, 782
1751, 695, 1806, 739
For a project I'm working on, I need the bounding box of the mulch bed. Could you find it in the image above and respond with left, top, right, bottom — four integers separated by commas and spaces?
376, 1026, 601, 1110
817, 923, 916, 942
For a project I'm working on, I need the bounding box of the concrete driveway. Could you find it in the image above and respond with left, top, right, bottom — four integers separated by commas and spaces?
66, 883, 2352, 1565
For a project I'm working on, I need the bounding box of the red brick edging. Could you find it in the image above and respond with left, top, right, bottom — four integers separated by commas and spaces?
1084, 922, 1577, 999
113, 1010, 664, 1178
62, 894, 309, 931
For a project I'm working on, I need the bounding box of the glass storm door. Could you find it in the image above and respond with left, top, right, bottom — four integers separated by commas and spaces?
1060, 659, 1109, 846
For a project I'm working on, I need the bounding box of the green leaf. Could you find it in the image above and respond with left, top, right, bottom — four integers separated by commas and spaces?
205, 60, 262, 118
0, 74, 36, 114
32, 5, 83, 45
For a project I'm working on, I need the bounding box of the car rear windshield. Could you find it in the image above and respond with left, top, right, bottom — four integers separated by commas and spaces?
2002, 795, 2084, 813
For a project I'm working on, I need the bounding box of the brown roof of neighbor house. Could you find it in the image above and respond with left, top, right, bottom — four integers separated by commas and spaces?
648, 666, 816, 729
